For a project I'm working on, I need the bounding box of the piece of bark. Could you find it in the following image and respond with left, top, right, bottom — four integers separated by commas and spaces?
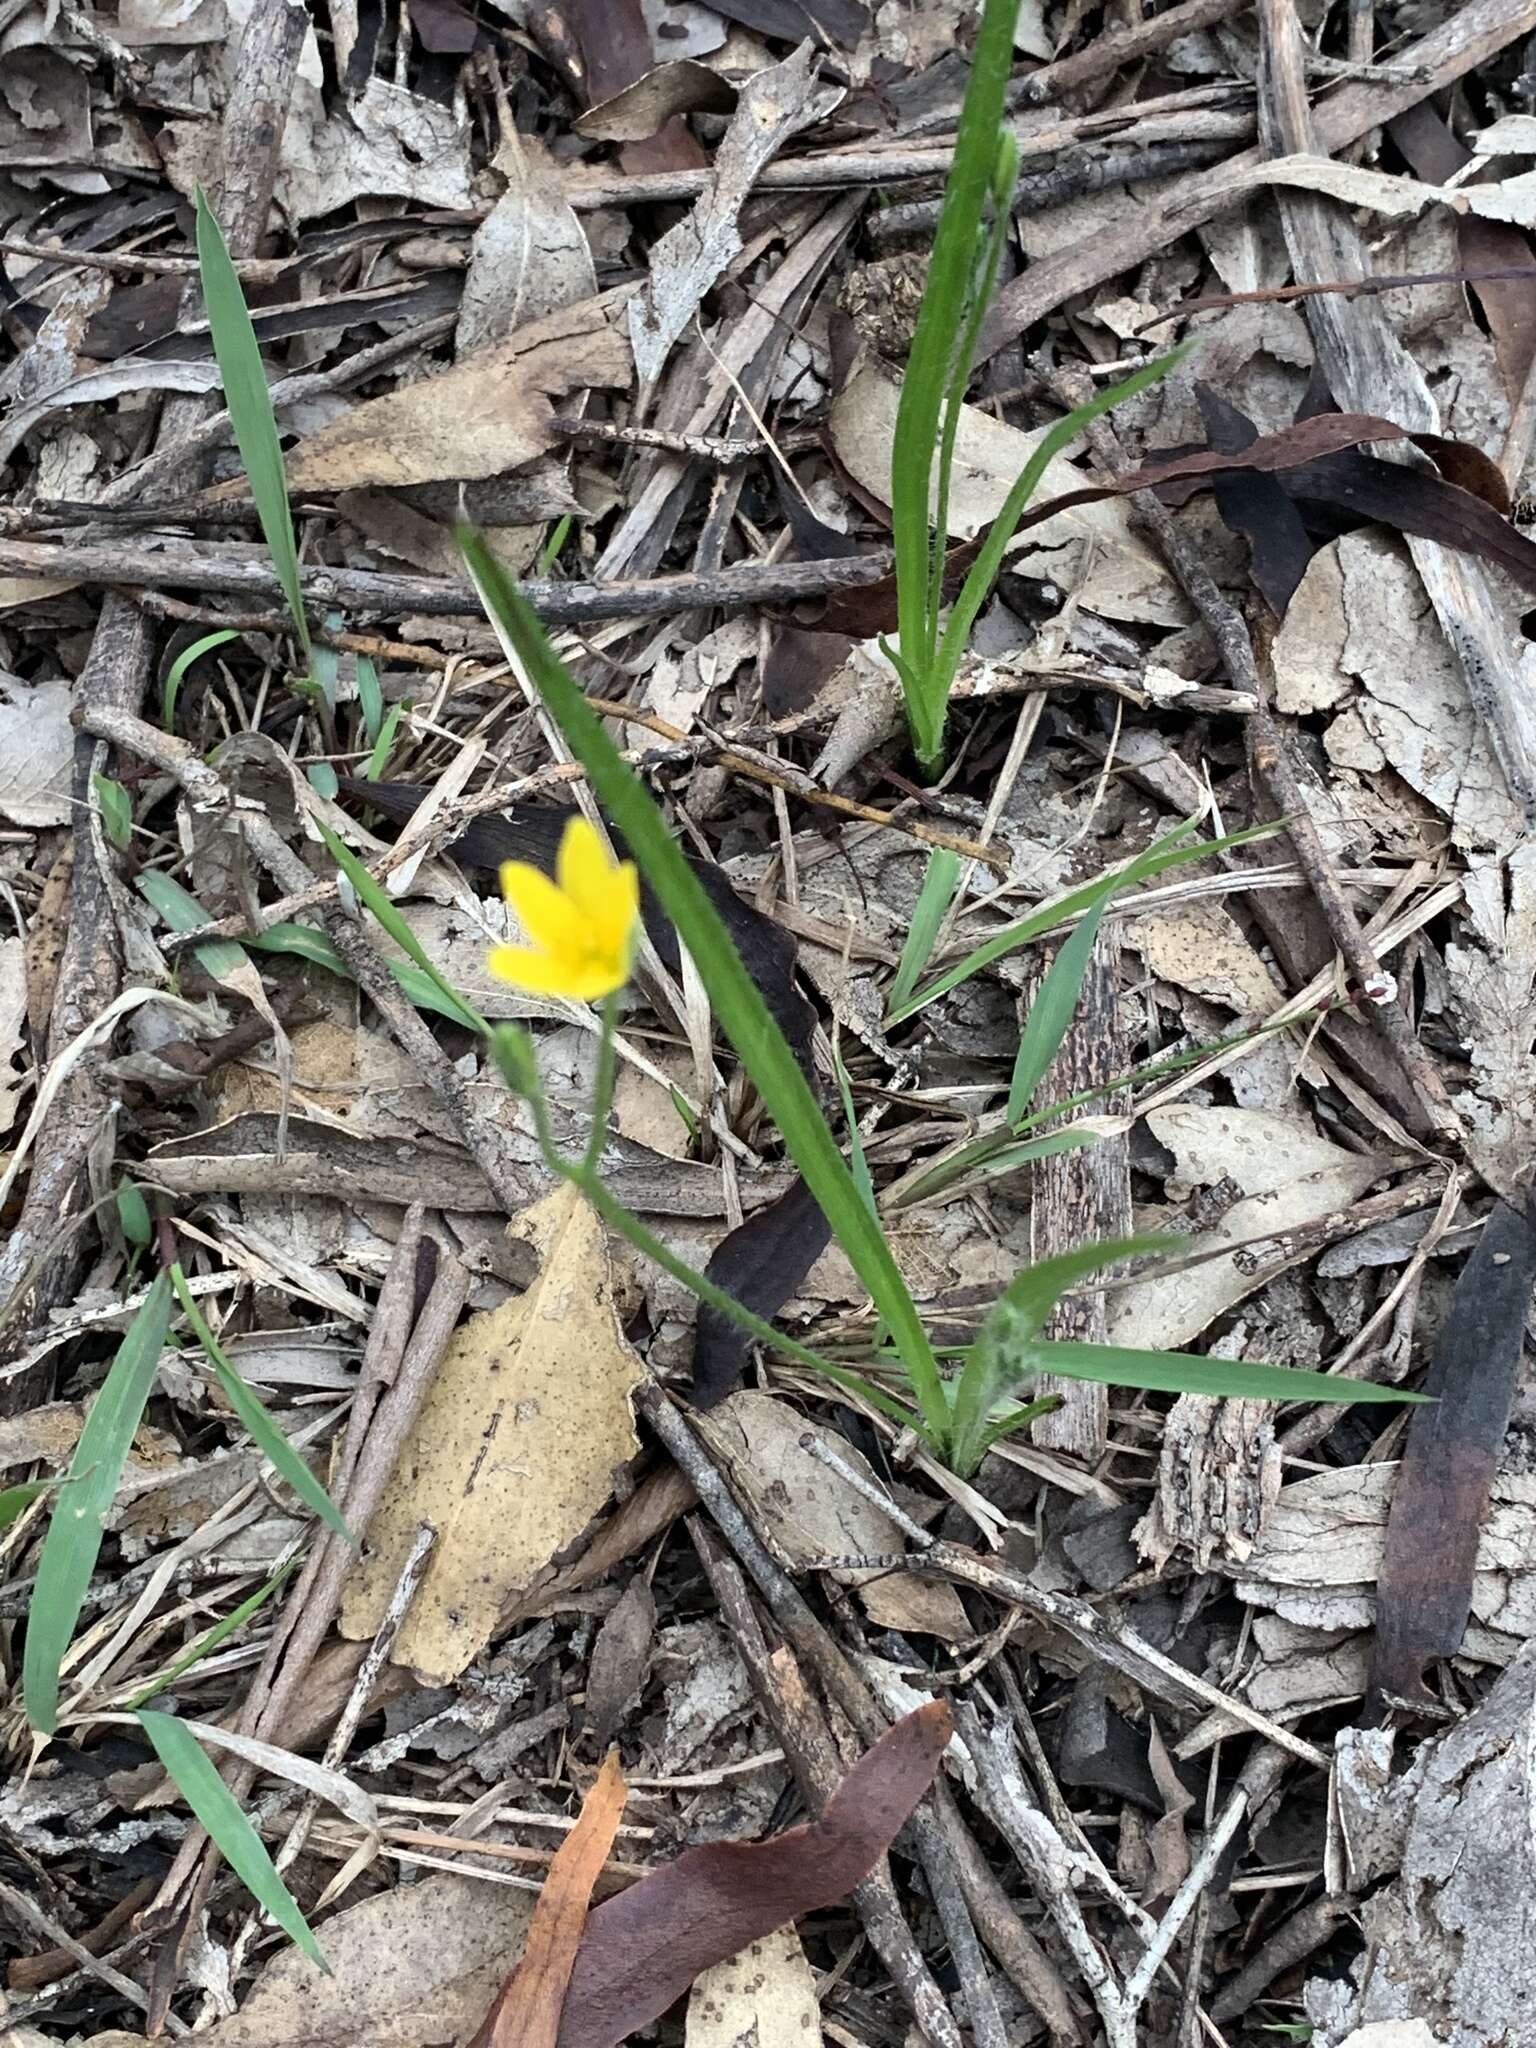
1030, 930, 1131, 1459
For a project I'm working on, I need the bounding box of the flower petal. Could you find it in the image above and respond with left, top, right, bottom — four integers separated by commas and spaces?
500, 859, 580, 952
487, 943, 577, 996
556, 817, 618, 921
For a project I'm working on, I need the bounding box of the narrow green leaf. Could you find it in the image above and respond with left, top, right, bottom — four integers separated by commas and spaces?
463, 528, 952, 1447
135, 1708, 326, 1967
1007, 895, 1109, 1122
136, 870, 250, 981
890, 819, 1279, 1023
354, 654, 383, 748
25, 1273, 174, 1733
194, 189, 309, 656
116, 1179, 153, 1247
242, 921, 485, 1030
307, 762, 339, 800
888, 847, 961, 1014
312, 820, 490, 1034
129, 1561, 295, 1709
0, 1480, 48, 1530
306, 642, 338, 713
948, 1236, 1167, 1473
833, 1043, 878, 1224
163, 628, 241, 730
170, 1267, 352, 1545
1031, 1339, 1432, 1404
936, 345, 1190, 686
891, 0, 1020, 715
92, 773, 133, 851
537, 513, 573, 574
363, 698, 409, 781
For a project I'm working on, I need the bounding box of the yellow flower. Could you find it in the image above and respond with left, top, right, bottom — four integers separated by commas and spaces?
488, 815, 639, 1001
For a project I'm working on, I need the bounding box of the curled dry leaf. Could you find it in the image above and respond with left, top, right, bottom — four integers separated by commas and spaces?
574, 60, 736, 144
275, 298, 632, 494
341, 1184, 644, 1681
629, 41, 833, 386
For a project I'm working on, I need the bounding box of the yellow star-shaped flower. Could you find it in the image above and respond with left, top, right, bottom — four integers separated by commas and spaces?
488, 815, 639, 1002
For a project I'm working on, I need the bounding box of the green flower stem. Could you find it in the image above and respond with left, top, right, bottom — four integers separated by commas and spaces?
582, 992, 622, 1178
511, 1055, 934, 1441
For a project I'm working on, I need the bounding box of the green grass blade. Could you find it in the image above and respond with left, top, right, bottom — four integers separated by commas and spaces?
194, 190, 309, 657
949, 1235, 1166, 1473
25, 1273, 174, 1733
1031, 1339, 1431, 1404
1007, 895, 1109, 1122
462, 528, 952, 1444
163, 628, 241, 730
363, 698, 409, 780
890, 819, 1278, 1023
354, 654, 383, 748
170, 1267, 352, 1545
312, 819, 490, 1034
0, 1480, 48, 1531
936, 345, 1190, 684
92, 774, 133, 850
891, 0, 1020, 698
889, 847, 961, 1014
129, 1560, 296, 1710
833, 1043, 878, 1224
135, 1708, 326, 1967
137, 870, 250, 980
243, 920, 485, 1031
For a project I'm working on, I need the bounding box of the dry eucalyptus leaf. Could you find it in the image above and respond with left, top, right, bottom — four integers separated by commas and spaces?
696, 1391, 969, 1640
0, 673, 73, 827
457, 133, 596, 355
685, 1925, 820, 2048
1108, 1138, 1388, 1352
278, 299, 631, 493
575, 60, 736, 143
341, 1184, 644, 1681
629, 41, 831, 386
827, 360, 1186, 626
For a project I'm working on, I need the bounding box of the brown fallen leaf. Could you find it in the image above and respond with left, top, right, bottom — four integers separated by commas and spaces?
467, 1752, 628, 2048
340, 1184, 644, 1681
554, 1700, 953, 2048
274, 298, 630, 494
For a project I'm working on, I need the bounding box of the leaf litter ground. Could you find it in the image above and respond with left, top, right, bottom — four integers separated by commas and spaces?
3, 2, 1536, 2045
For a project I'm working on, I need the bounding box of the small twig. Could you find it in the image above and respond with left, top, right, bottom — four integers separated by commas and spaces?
0, 233, 294, 284
799, 1431, 934, 1544
1208, 1893, 1355, 2021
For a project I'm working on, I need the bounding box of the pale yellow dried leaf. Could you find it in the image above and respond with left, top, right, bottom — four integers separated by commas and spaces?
341, 1184, 643, 1680
279, 298, 631, 494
